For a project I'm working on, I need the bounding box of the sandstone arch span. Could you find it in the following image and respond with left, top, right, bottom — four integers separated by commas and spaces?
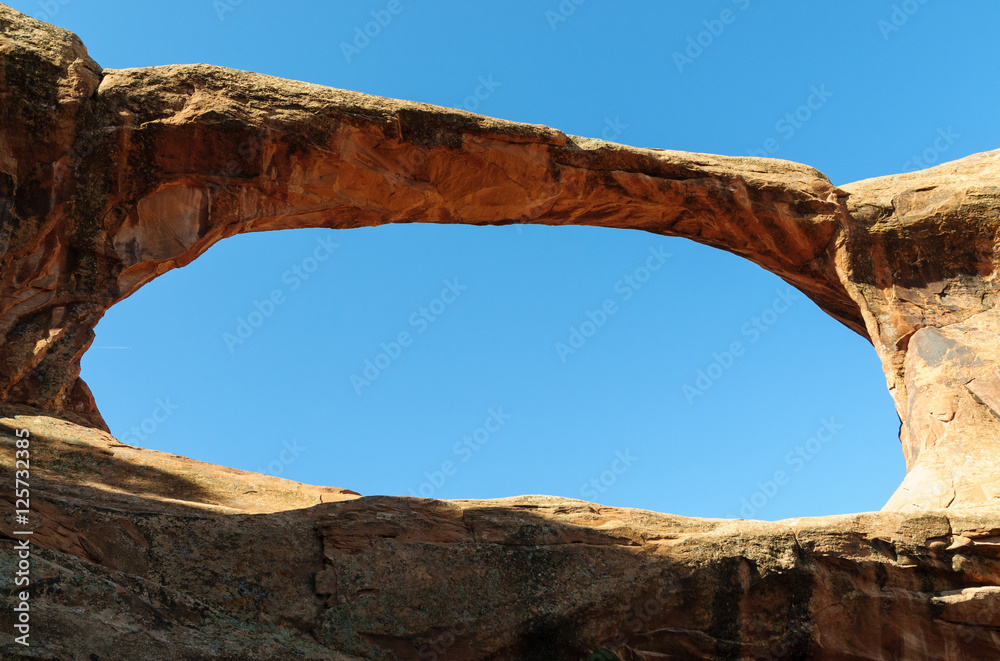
3, 6, 998, 512
5, 6, 1000, 658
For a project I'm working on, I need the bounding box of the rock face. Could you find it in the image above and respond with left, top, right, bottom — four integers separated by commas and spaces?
842, 165, 1000, 511
1, 5, 999, 659
4, 409, 1000, 660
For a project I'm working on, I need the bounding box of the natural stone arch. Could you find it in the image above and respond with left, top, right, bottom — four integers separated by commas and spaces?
6, 7, 1000, 658
3, 7, 998, 513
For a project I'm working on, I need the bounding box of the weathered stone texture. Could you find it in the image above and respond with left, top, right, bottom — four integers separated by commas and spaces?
1, 4, 999, 658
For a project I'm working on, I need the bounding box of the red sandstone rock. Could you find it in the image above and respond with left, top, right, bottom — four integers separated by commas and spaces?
2, 4, 1000, 659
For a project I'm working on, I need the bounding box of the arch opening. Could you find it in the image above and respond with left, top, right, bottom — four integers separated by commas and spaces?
81, 223, 904, 520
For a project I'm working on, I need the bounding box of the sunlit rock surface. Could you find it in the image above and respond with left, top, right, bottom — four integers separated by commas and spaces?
1, 4, 999, 658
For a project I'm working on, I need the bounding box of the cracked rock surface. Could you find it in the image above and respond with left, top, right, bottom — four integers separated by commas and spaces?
1, 4, 999, 659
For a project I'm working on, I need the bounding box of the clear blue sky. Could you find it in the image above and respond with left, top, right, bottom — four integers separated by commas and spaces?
21, 1, 998, 520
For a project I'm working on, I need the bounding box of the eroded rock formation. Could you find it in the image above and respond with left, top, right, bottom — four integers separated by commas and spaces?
1, 4, 999, 659
3, 4, 999, 512
3, 410, 1000, 659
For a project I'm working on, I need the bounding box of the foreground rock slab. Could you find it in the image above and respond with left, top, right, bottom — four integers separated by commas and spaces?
2, 410, 1000, 660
